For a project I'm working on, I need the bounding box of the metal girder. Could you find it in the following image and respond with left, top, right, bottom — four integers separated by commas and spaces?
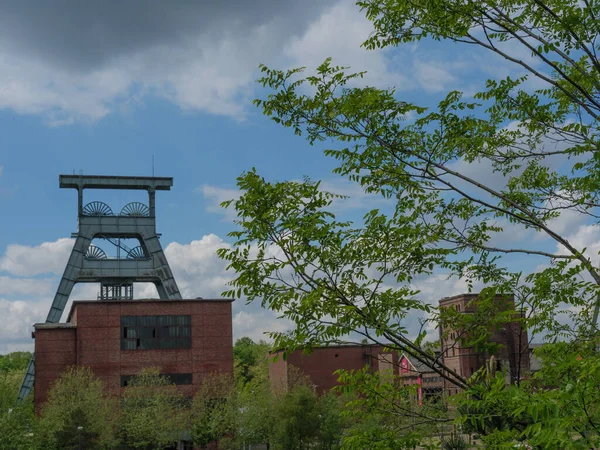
59, 174, 173, 191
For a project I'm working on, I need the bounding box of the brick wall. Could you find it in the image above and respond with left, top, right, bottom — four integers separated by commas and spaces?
271, 345, 397, 394
34, 299, 233, 410
439, 294, 530, 394
34, 327, 77, 409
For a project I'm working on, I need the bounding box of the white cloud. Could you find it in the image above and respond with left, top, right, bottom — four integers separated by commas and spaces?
319, 178, 394, 212
233, 310, 291, 342
0, 0, 406, 124
412, 59, 457, 94
283, 0, 405, 90
164, 234, 234, 299
0, 238, 74, 276
0, 298, 46, 353
0, 0, 571, 125
0, 276, 53, 297
412, 273, 479, 305
197, 184, 241, 222
556, 224, 600, 265
200, 177, 394, 222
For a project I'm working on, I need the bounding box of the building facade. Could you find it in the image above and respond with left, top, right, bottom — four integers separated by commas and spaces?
34, 298, 233, 409
398, 354, 444, 403
269, 344, 398, 394
269, 293, 532, 398
438, 293, 530, 395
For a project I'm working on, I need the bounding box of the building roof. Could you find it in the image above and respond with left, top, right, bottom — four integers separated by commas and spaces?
269, 342, 393, 354
399, 352, 436, 375
66, 297, 233, 322
34, 323, 77, 330
439, 292, 515, 306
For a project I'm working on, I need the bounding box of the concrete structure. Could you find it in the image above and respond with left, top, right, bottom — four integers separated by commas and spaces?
34, 298, 233, 410
269, 344, 398, 394
439, 293, 529, 395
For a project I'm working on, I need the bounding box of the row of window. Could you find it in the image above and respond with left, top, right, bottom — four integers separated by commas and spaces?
422, 376, 443, 384
120, 315, 191, 350
120, 373, 193, 387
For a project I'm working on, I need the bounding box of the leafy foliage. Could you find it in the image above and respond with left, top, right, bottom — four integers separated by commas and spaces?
441, 434, 471, 450
218, 0, 600, 447
190, 373, 238, 449
0, 366, 35, 450
233, 337, 271, 385
0, 352, 31, 373
119, 367, 188, 450
37, 366, 117, 450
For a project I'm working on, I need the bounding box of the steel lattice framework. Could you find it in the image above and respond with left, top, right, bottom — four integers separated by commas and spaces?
18, 175, 182, 401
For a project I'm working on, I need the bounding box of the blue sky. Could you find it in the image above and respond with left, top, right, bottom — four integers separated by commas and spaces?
0, 0, 597, 353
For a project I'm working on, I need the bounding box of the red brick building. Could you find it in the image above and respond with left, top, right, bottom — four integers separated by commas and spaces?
439, 293, 530, 395
269, 344, 398, 394
34, 298, 233, 409
269, 293, 531, 398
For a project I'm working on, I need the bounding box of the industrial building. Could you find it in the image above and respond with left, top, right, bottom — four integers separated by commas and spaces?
34, 298, 232, 409
269, 344, 398, 394
21, 175, 234, 412
438, 293, 529, 395
269, 293, 531, 401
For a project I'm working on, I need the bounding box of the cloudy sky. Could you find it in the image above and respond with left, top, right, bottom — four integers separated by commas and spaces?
0, 0, 597, 353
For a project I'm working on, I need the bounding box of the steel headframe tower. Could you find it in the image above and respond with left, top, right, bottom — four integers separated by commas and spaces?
18, 175, 182, 400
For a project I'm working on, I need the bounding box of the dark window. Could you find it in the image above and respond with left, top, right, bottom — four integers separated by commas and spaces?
121, 373, 193, 387
120, 315, 191, 350
163, 373, 193, 385
121, 375, 133, 387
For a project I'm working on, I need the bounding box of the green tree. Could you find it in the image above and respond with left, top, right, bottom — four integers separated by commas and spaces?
190, 373, 239, 450
218, 0, 600, 446
337, 368, 446, 449
119, 367, 188, 450
36, 366, 117, 450
316, 390, 348, 450
238, 366, 276, 448
272, 384, 322, 450
0, 369, 35, 450
0, 352, 32, 373
233, 337, 271, 385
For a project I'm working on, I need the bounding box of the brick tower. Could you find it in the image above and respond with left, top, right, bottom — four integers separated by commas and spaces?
438, 293, 529, 395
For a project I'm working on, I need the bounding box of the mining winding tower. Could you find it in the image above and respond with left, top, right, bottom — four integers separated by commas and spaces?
19, 175, 233, 407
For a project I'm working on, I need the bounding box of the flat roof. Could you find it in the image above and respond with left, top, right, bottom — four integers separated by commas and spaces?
34, 323, 77, 330
66, 298, 233, 322
270, 342, 393, 354
439, 292, 514, 304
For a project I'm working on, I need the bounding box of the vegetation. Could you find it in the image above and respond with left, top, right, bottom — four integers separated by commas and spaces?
0, 353, 35, 450
216, 0, 600, 447
36, 366, 118, 450
119, 368, 189, 449
3, 1, 600, 447
0, 339, 372, 449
